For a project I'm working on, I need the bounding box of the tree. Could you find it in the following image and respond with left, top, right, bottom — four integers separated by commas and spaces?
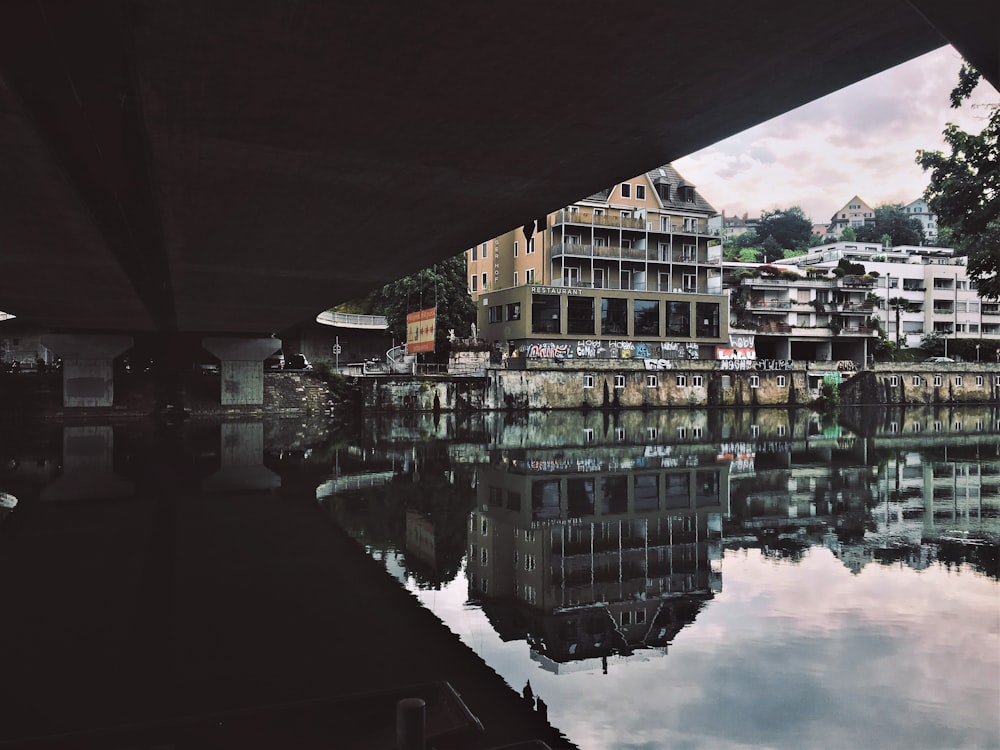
364, 252, 477, 359
840, 226, 857, 241
855, 205, 926, 246
917, 63, 999, 300
756, 207, 813, 255
888, 296, 914, 350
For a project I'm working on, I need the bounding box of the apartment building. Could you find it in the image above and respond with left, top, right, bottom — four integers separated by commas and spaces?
829, 195, 875, 237
747, 241, 1000, 356
901, 198, 938, 243
468, 164, 729, 359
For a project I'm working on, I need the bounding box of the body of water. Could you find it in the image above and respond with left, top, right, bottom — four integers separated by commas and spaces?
1, 405, 997, 749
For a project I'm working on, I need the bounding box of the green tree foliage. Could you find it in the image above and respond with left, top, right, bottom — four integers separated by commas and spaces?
840, 226, 857, 241
917, 63, 999, 300
855, 205, 926, 246
364, 252, 477, 358
756, 207, 813, 260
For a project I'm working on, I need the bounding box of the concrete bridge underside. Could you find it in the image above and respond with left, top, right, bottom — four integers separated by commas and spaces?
0, 0, 996, 336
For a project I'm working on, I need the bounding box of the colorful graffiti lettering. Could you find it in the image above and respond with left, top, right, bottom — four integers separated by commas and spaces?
754, 359, 794, 371
576, 339, 605, 358
720, 359, 754, 371
526, 342, 572, 359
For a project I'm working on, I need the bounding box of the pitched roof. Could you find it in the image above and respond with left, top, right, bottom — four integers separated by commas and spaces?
582, 163, 718, 215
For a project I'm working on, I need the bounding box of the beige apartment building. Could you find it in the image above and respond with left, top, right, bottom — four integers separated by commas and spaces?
467, 164, 730, 361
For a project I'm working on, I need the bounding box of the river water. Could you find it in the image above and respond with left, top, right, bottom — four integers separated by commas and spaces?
1, 405, 998, 749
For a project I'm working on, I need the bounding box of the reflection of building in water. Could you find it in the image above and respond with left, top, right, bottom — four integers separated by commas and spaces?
405, 509, 437, 571
466, 452, 727, 668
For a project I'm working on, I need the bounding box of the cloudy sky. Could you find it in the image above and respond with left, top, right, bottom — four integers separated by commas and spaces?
674, 45, 998, 225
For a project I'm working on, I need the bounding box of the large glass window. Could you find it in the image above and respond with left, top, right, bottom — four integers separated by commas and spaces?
531, 479, 561, 521
506, 302, 521, 321
666, 301, 691, 336
601, 298, 628, 335
696, 302, 720, 338
634, 299, 660, 336
567, 478, 596, 518
567, 296, 595, 334
532, 294, 561, 334
634, 474, 659, 512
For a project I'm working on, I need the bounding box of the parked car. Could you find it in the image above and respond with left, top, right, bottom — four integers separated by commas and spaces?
264, 352, 285, 370
926, 356, 954, 363
284, 353, 312, 370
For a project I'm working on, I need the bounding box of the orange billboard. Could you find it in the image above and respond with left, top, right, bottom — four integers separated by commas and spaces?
406, 307, 437, 354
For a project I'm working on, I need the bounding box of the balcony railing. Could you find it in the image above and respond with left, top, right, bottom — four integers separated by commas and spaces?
547, 278, 720, 295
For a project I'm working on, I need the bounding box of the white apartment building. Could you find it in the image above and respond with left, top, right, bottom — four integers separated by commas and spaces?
901, 198, 938, 244
776, 242, 999, 352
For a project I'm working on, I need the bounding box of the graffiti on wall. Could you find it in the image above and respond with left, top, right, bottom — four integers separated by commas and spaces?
522, 339, 700, 360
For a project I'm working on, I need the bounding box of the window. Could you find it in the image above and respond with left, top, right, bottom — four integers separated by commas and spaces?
471, 246, 477, 260
682, 273, 697, 292
481, 547, 488, 565
614, 374, 625, 389
976, 375, 984, 386
583, 428, 594, 443
954, 421, 962, 431
721, 375, 731, 388
513, 240, 519, 257
647, 427, 658, 440
692, 375, 703, 387
677, 427, 687, 439
583, 374, 595, 388
750, 424, 760, 437
615, 427, 626, 441
750, 375, 760, 388
488, 305, 502, 323
524, 554, 536, 572
531, 295, 561, 333
890, 422, 899, 433
955, 376, 963, 386
514, 271, 519, 286
777, 425, 786, 437
692, 427, 703, 439
481, 272, 487, 289
933, 421, 942, 432
621, 183, 631, 198
593, 268, 605, 289
667, 301, 690, 336
601, 297, 628, 334
933, 375, 942, 387
526, 268, 536, 283
567, 296, 595, 334
676, 374, 687, 387
527, 238, 535, 254
506, 302, 521, 321
776, 375, 786, 387
481, 242, 488, 258
481, 518, 489, 536
635, 185, 646, 200
646, 374, 658, 388
913, 422, 922, 433
696, 302, 720, 338
890, 376, 899, 387
634, 299, 660, 336
912, 376, 922, 386
471, 275, 478, 292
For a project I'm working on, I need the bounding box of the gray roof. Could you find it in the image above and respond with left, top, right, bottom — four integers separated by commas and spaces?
582, 163, 717, 215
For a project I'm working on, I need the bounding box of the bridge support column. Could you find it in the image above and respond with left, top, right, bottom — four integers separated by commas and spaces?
202, 421, 280, 493
202, 337, 281, 406
40, 334, 132, 407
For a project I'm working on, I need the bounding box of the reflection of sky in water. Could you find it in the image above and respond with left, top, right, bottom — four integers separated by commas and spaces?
395, 546, 999, 750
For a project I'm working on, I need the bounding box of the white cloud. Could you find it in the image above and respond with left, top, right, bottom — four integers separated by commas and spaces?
675, 46, 998, 224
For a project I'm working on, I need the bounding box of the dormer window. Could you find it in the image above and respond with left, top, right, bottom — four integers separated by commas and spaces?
621, 183, 631, 198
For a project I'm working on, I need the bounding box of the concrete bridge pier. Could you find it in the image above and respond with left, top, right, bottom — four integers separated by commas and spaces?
40, 334, 133, 408
202, 337, 282, 406
202, 421, 280, 493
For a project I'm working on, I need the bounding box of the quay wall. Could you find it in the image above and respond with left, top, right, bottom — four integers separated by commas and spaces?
842, 363, 1000, 405
361, 362, 1000, 412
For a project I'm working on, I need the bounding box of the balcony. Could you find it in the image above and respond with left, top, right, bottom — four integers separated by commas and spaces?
551, 242, 647, 261
553, 210, 646, 230
748, 298, 792, 310
840, 275, 876, 288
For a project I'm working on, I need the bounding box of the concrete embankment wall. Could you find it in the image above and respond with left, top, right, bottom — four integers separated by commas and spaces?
361, 362, 1000, 412
841, 364, 1000, 405
361, 362, 810, 411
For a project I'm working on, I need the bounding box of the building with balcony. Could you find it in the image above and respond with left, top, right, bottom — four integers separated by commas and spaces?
723, 240, 999, 366
468, 164, 729, 360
